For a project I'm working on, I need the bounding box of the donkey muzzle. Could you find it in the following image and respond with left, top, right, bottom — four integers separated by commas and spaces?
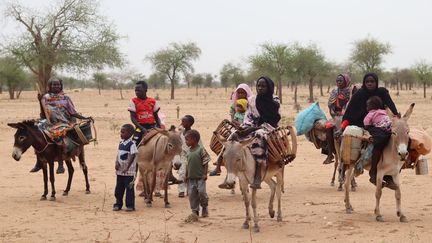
12, 147, 22, 161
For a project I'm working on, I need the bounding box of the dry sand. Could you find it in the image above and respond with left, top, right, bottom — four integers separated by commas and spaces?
0, 86, 431, 243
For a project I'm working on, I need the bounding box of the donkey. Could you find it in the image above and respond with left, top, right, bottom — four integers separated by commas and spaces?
343, 103, 415, 222
137, 130, 182, 208
214, 133, 284, 232
8, 120, 90, 200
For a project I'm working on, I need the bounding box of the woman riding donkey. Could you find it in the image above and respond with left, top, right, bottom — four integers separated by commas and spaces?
223, 76, 281, 189
321, 74, 353, 164
341, 72, 399, 189
30, 79, 91, 173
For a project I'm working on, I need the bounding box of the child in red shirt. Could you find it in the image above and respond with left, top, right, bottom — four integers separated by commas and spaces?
128, 81, 161, 144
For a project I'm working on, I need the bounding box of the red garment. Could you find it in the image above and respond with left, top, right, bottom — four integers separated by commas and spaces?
128, 97, 160, 124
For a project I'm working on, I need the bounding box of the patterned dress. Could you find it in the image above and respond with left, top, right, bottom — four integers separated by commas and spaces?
38, 92, 78, 143
240, 95, 280, 165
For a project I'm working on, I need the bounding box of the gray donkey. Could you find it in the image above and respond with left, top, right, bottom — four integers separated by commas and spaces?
214, 133, 284, 232
344, 103, 415, 222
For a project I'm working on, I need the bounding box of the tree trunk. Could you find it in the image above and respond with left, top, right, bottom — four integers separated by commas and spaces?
16, 89, 23, 99
8, 87, 15, 99
319, 81, 323, 96
170, 78, 175, 99
424, 82, 427, 99
119, 87, 124, 100
277, 75, 283, 104
409, 83, 412, 90
0, 86, 2, 94
195, 86, 198, 96
308, 77, 314, 103
291, 81, 294, 92
396, 79, 400, 96
294, 82, 298, 105
98, 86, 101, 95
327, 85, 331, 93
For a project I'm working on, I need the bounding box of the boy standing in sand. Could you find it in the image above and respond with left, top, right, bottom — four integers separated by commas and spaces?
113, 124, 138, 212
173, 115, 197, 198
184, 129, 211, 219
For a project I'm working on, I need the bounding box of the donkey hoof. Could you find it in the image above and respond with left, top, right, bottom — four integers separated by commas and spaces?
165, 203, 171, 208
40, 195, 47, 201
400, 215, 408, 223
351, 187, 357, 192
330, 182, 335, 187
269, 210, 275, 218
62, 191, 69, 196
49, 196, 56, 201
346, 208, 353, 214
376, 215, 384, 222
242, 223, 249, 229
277, 216, 283, 222
253, 225, 260, 233
85, 190, 91, 194
337, 187, 343, 191
138, 192, 145, 197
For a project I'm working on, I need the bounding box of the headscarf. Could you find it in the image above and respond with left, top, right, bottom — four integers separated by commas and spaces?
328, 74, 351, 113
236, 98, 248, 111
231, 83, 253, 105
343, 72, 398, 127
255, 76, 281, 127
362, 72, 379, 90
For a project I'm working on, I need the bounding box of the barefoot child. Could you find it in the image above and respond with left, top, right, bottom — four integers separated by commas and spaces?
113, 124, 138, 211
185, 129, 211, 218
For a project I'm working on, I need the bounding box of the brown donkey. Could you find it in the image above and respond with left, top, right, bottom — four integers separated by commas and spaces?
343, 103, 415, 222
8, 120, 90, 200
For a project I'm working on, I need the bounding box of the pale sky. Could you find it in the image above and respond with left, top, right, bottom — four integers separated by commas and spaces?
1, 0, 431, 77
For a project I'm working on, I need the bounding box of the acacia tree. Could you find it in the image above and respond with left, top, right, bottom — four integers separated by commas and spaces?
413, 60, 432, 98
292, 43, 327, 103
350, 37, 391, 74
147, 72, 167, 89
191, 73, 204, 96
0, 56, 29, 99
3, 0, 123, 95
249, 43, 293, 104
219, 63, 245, 91
92, 72, 108, 95
147, 42, 201, 99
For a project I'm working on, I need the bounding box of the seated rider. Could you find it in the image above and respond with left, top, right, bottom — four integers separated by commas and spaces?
128, 80, 180, 184
341, 72, 399, 190
31, 79, 91, 173
234, 76, 281, 189
128, 80, 161, 144
322, 74, 352, 164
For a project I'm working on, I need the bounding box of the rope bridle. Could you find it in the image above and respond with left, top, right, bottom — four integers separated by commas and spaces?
34, 129, 54, 154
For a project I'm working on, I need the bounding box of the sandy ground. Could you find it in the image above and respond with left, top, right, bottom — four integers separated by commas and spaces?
0, 86, 431, 243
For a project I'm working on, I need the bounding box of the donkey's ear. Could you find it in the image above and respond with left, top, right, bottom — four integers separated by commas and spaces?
402, 103, 415, 120
213, 131, 227, 145
240, 136, 255, 148
7, 123, 22, 129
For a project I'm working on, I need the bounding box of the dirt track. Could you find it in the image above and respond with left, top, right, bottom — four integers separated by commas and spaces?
0, 87, 431, 242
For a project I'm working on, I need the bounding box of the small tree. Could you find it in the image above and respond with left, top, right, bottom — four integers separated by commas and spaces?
0, 56, 29, 99
249, 43, 293, 104
3, 0, 123, 95
220, 63, 245, 92
292, 43, 328, 103
147, 72, 167, 89
191, 73, 205, 96
350, 36, 392, 74
92, 72, 108, 95
146, 42, 201, 99
413, 60, 432, 98
204, 73, 214, 88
